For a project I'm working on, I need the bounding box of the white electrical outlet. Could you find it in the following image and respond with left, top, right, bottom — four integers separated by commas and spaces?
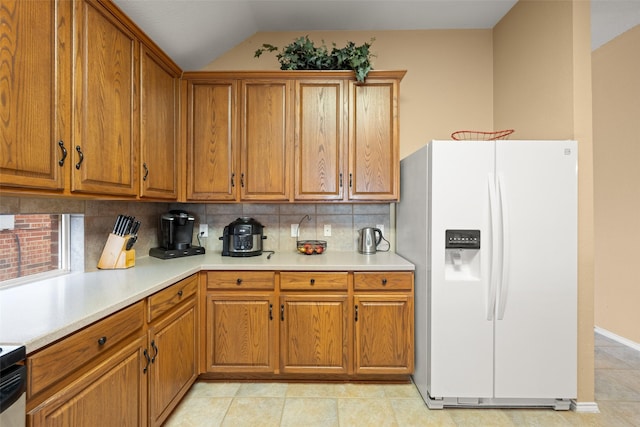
291, 224, 299, 237
376, 224, 385, 237
324, 224, 331, 237
199, 224, 208, 237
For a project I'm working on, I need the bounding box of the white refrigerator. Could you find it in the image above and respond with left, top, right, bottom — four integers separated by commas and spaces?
397, 140, 577, 409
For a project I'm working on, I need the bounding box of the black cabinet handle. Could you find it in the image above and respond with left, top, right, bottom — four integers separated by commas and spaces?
97, 336, 107, 346
382, 278, 387, 286
355, 305, 359, 322
231, 173, 235, 187
241, 173, 245, 188
151, 340, 158, 363
177, 290, 183, 297
75, 145, 84, 169
269, 304, 273, 320
143, 163, 149, 181
58, 140, 67, 166
339, 172, 343, 188
310, 278, 315, 285
280, 304, 284, 321
349, 173, 353, 188
236, 278, 243, 285
143, 349, 151, 373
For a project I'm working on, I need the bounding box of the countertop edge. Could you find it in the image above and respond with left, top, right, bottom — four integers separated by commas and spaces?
1, 251, 414, 353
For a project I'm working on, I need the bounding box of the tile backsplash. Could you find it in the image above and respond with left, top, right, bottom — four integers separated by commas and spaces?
1, 197, 393, 272
175, 203, 392, 255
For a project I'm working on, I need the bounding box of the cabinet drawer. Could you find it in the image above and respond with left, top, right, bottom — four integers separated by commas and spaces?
27, 301, 144, 397
147, 274, 198, 322
280, 272, 348, 290
354, 272, 413, 291
207, 271, 275, 290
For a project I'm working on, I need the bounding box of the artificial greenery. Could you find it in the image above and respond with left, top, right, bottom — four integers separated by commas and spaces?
254, 36, 375, 82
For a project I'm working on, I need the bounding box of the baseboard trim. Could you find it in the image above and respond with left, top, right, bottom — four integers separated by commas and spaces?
571, 400, 600, 413
595, 326, 640, 352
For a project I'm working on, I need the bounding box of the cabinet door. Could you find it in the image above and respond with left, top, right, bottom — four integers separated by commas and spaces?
206, 294, 276, 372
240, 80, 292, 201
71, 0, 138, 196
354, 295, 414, 374
0, 0, 70, 190
280, 295, 349, 374
348, 78, 400, 200
294, 80, 345, 200
186, 80, 237, 201
29, 336, 147, 427
139, 44, 179, 200
148, 298, 198, 427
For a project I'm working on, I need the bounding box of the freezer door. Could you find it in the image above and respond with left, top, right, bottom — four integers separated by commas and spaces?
493, 140, 577, 399
428, 141, 495, 398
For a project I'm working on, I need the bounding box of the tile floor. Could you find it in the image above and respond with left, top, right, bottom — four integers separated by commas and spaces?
164, 332, 640, 426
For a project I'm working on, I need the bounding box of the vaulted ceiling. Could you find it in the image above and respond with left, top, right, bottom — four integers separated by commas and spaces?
112, 0, 640, 71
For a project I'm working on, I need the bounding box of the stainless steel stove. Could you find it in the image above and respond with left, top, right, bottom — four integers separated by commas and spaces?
0, 344, 26, 427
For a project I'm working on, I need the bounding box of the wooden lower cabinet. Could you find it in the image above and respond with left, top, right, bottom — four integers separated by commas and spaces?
203, 270, 413, 380
147, 296, 198, 427
279, 294, 350, 374
29, 335, 148, 427
354, 295, 414, 374
206, 294, 276, 372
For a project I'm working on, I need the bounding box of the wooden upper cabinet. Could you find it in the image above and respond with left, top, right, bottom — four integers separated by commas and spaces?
294, 80, 346, 201
185, 80, 236, 201
240, 80, 292, 201
348, 77, 400, 201
71, 0, 138, 196
0, 0, 71, 191
139, 44, 180, 200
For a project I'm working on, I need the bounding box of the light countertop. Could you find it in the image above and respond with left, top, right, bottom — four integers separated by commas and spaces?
0, 251, 413, 353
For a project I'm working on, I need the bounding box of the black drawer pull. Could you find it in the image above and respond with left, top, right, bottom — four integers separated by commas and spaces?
177, 290, 183, 297
151, 340, 158, 363
75, 145, 84, 169
382, 278, 387, 285
97, 336, 107, 346
143, 349, 151, 373
58, 140, 67, 166
310, 278, 315, 285
236, 278, 243, 285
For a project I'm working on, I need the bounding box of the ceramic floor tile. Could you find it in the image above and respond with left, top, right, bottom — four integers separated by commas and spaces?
164, 331, 640, 426
164, 397, 232, 427
187, 381, 241, 397
286, 382, 349, 398
221, 397, 284, 427
237, 382, 289, 397
390, 398, 457, 426
446, 408, 515, 426
382, 383, 422, 398
280, 397, 339, 427
338, 398, 398, 427
596, 369, 640, 401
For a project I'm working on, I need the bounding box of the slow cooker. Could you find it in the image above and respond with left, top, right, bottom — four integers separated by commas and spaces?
220, 217, 266, 257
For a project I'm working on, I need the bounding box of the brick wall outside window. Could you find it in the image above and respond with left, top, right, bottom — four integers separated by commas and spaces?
0, 214, 60, 282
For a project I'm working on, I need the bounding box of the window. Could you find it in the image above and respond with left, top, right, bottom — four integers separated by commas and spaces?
0, 213, 81, 287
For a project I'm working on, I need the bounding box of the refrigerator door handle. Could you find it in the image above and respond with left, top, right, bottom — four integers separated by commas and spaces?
487, 174, 500, 321
497, 172, 511, 320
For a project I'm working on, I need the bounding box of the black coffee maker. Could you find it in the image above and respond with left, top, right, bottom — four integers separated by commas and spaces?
149, 210, 205, 259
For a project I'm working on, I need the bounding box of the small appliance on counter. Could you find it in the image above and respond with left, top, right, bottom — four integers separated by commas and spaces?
220, 217, 266, 257
358, 227, 383, 254
149, 210, 205, 260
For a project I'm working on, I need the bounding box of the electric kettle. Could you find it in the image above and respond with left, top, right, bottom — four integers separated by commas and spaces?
358, 227, 383, 254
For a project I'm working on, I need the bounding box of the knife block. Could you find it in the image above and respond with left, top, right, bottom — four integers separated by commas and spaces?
98, 233, 135, 269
